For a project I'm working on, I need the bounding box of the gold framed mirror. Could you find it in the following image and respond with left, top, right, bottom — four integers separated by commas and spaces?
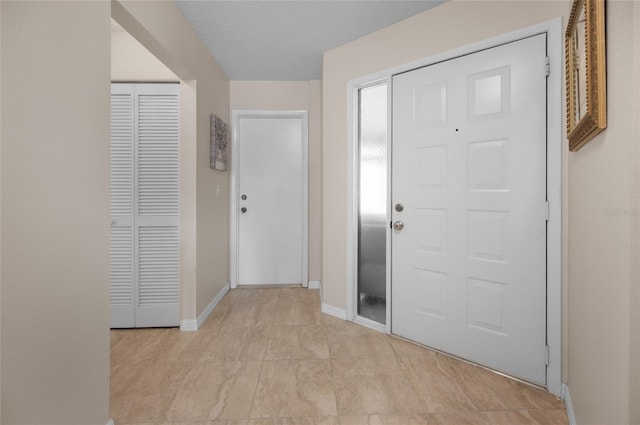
565, 0, 607, 151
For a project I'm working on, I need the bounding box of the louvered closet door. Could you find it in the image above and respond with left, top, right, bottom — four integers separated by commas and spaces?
110, 83, 180, 328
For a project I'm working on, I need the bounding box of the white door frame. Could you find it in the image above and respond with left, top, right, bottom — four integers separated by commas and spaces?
230, 110, 309, 288
346, 18, 563, 396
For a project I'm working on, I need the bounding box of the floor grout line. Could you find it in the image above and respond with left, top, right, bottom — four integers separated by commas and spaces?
244, 291, 280, 420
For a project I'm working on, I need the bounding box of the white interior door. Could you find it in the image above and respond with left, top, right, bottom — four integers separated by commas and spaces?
391, 35, 548, 385
110, 83, 180, 328
236, 113, 306, 285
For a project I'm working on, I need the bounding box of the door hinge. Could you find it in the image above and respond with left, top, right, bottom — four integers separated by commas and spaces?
545, 345, 550, 365
545, 201, 550, 221
545, 56, 551, 77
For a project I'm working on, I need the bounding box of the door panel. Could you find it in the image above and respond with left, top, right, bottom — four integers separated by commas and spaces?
392, 35, 547, 385
237, 115, 304, 285
134, 85, 180, 327
110, 84, 135, 328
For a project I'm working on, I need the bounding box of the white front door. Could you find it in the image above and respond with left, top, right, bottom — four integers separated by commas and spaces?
236, 113, 307, 285
391, 35, 547, 385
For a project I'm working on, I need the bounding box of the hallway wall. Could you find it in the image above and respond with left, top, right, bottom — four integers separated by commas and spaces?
567, 2, 640, 423
112, 0, 231, 321
1, 1, 111, 423
111, 22, 179, 82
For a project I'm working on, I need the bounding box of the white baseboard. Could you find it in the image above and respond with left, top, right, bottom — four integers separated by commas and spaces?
354, 315, 386, 333
180, 282, 230, 331
106, 420, 114, 425
197, 282, 230, 328
321, 303, 347, 320
179, 319, 197, 331
308, 280, 320, 289
562, 383, 577, 425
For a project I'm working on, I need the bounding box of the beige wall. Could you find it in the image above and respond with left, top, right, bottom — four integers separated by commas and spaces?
230, 81, 323, 283
1, 1, 111, 423
567, 2, 639, 424
112, 1, 231, 320
111, 25, 179, 82
231, 81, 311, 110
631, 5, 640, 423
1, 0, 3, 419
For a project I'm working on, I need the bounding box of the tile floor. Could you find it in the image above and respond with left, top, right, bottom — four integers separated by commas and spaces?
111, 287, 568, 425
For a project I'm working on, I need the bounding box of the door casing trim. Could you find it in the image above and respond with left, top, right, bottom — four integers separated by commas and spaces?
230, 110, 309, 289
346, 18, 563, 396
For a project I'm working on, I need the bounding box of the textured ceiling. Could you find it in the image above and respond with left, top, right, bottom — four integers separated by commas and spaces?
174, 1, 445, 81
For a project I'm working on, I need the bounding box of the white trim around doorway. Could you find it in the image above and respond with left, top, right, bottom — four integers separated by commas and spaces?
229, 110, 309, 289
346, 18, 563, 397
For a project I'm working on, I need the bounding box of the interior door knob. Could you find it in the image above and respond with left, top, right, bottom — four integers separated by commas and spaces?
393, 221, 404, 231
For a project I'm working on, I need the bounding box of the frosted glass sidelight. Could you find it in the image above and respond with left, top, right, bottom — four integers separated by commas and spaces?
357, 83, 387, 324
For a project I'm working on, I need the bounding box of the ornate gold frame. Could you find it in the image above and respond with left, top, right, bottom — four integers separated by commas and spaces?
565, 0, 607, 151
